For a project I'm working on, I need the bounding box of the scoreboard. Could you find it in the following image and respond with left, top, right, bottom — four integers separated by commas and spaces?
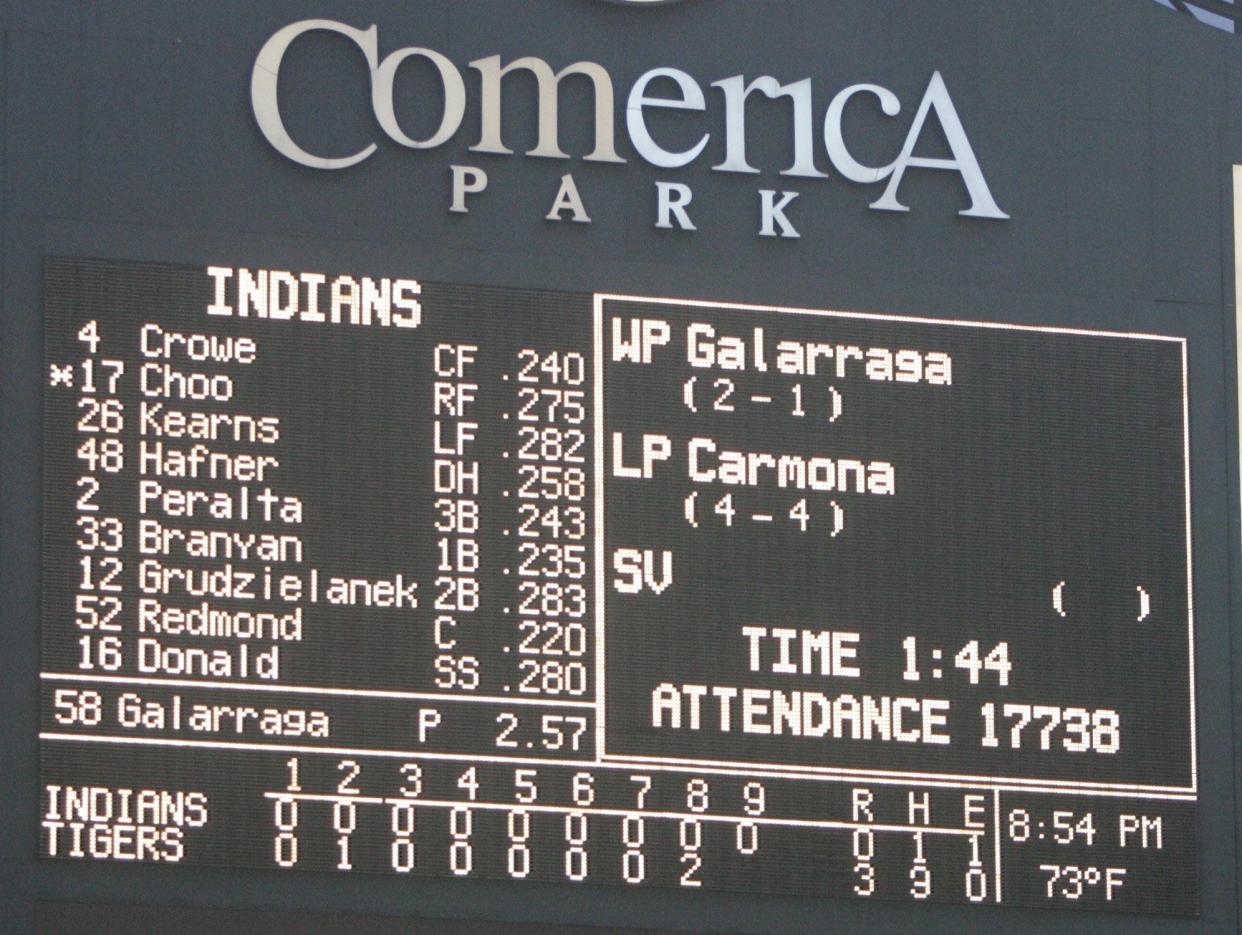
38, 257, 1199, 916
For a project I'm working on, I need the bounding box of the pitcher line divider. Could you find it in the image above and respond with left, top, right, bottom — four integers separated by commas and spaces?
259, 791, 984, 835
39, 672, 595, 708
38, 733, 1198, 800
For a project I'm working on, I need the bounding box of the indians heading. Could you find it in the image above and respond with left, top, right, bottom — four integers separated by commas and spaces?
251, 19, 1009, 229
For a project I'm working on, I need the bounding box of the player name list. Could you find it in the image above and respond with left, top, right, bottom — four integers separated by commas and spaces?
40, 258, 1198, 914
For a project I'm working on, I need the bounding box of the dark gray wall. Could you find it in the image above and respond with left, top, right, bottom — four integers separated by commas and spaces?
1, 1, 1238, 931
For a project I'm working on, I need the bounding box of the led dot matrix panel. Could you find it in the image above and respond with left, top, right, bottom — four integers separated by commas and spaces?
41, 258, 1196, 915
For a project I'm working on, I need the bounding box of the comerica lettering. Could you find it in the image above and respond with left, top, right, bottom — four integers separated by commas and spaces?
251, 20, 1009, 228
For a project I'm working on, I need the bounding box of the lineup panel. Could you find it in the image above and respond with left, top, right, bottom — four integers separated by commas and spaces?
39, 257, 1197, 915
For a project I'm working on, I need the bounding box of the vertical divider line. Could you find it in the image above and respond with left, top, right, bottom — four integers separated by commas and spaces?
593, 295, 607, 761
1183, 335, 1197, 793
993, 788, 1002, 904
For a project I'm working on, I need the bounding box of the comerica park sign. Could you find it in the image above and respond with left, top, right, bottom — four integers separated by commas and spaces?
251, 19, 1009, 235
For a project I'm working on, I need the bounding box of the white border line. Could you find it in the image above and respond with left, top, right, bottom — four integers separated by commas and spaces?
595, 293, 1197, 795
594, 295, 608, 762
39, 733, 1196, 801
595, 293, 1187, 343
599, 751, 1193, 795
1182, 339, 1198, 792
992, 789, 1002, 904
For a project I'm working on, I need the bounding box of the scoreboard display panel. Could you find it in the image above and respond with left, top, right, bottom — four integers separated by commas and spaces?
6, 3, 1242, 932
39, 257, 1199, 915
